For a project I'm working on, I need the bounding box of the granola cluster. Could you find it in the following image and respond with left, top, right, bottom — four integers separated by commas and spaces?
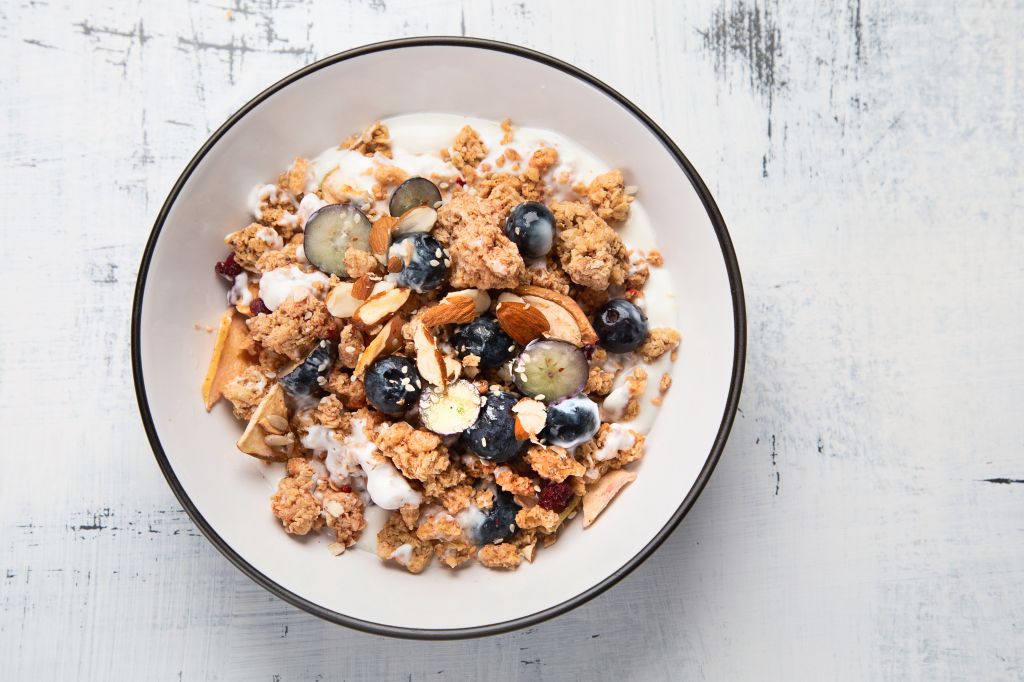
202, 118, 682, 573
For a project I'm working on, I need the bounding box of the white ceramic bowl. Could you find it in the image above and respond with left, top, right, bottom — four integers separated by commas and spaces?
132, 38, 745, 639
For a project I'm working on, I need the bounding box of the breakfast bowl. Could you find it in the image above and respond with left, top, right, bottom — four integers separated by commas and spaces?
131, 37, 745, 639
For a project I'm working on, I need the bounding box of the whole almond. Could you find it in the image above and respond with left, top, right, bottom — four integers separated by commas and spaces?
420, 296, 477, 327
515, 285, 598, 345
495, 301, 550, 345
352, 287, 411, 328
370, 215, 397, 256
354, 315, 405, 377
351, 274, 376, 300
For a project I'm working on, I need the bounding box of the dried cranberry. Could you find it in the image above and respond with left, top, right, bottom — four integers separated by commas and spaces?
214, 254, 242, 281
537, 480, 574, 512
249, 298, 271, 316
455, 176, 466, 187
340, 485, 352, 493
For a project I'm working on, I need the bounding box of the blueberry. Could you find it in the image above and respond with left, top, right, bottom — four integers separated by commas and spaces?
505, 201, 554, 259
303, 204, 373, 276
363, 356, 422, 415
462, 391, 525, 462
475, 490, 521, 545
452, 316, 516, 369
593, 299, 648, 353
391, 234, 448, 293
279, 340, 336, 403
389, 177, 442, 217
511, 339, 589, 403
541, 396, 601, 448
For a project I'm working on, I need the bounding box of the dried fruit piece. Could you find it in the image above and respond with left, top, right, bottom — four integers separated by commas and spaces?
582, 469, 637, 527
202, 310, 255, 410
515, 284, 598, 345
420, 296, 477, 327
236, 384, 291, 460
352, 287, 411, 328
495, 301, 550, 346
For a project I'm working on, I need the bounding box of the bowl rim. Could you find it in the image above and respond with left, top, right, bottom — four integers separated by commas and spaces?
131, 36, 746, 640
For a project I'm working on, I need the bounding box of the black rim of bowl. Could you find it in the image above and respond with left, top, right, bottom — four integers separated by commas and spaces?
131, 36, 747, 640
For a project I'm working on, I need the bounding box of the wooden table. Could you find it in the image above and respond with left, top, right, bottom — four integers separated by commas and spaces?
3, 0, 1021, 678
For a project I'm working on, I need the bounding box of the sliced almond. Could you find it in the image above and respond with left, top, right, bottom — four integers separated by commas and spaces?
420, 296, 477, 327
582, 469, 637, 528
522, 295, 582, 346
444, 356, 462, 382
351, 274, 376, 300
326, 282, 360, 319
387, 256, 403, 273
515, 285, 598, 345
392, 205, 437, 237
511, 398, 547, 440
495, 301, 550, 345
520, 540, 538, 563
354, 315, 405, 377
352, 287, 410, 328
202, 310, 255, 410
370, 215, 397, 257
444, 288, 491, 315
413, 323, 447, 388
236, 384, 291, 461
497, 292, 524, 305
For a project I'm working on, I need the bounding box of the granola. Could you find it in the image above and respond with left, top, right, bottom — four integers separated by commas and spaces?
203, 115, 682, 573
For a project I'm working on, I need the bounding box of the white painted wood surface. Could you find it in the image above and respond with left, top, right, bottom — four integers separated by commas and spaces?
2, 0, 1021, 679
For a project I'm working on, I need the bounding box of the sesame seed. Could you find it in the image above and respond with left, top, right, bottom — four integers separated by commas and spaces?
316, 376, 327, 385
345, 346, 355, 354
401, 365, 408, 374
429, 259, 440, 267
405, 385, 416, 392
481, 437, 488, 447
535, 394, 545, 401
443, 259, 451, 267
435, 248, 442, 258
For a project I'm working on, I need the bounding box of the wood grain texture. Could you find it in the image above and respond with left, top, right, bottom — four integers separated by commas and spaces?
2, 0, 1022, 679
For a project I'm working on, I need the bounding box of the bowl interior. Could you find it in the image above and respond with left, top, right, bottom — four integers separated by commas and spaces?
136, 42, 740, 634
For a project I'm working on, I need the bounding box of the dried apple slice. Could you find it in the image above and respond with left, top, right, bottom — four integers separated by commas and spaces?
582, 469, 637, 527
236, 384, 292, 461
202, 310, 255, 410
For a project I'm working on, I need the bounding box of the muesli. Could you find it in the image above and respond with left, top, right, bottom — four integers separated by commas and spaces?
202, 115, 681, 572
